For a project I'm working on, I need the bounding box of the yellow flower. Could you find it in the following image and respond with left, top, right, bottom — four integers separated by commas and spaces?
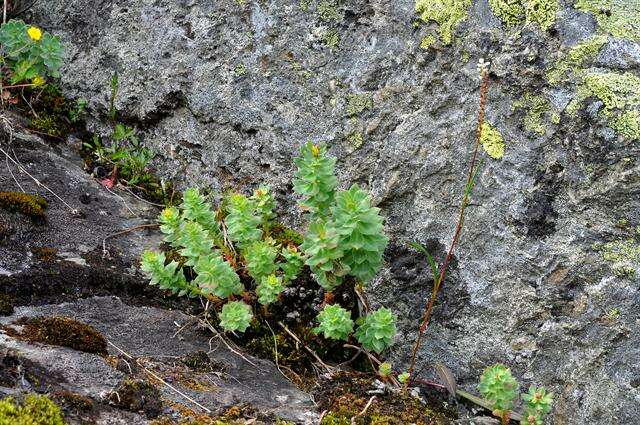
27, 26, 43, 41
31, 76, 45, 87
311, 144, 320, 157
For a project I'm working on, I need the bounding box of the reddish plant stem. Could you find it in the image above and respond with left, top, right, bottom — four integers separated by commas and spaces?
405, 70, 490, 386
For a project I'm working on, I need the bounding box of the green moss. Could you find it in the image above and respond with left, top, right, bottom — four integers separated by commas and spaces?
479, 123, 505, 159
567, 71, 640, 140
489, 0, 525, 28
419, 34, 436, 50
415, 0, 472, 45
525, 0, 558, 31
0, 192, 47, 219
346, 93, 373, 117
323, 29, 340, 51
575, 0, 640, 41
547, 35, 608, 85
30, 116, 65, 138
21, 316, 108, 355
52, 391, 94, 413
108, 379, 162, 417
270, 223, 303, 246
513, 94, 552, 136
0, 394, 65, 425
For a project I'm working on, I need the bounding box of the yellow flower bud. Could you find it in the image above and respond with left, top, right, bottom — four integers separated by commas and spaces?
27, 26, 43, 41
31, 76, 45, 87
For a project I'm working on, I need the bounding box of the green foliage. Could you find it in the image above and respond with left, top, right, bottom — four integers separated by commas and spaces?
109, 72, 119, 121
293, 142, 338, 219
478, 364, 519, 417
414, 0, 471, 45
280, 246, 305, 282
354, 307, 397, 353
0, 394, 65, 425
182, 187, 221, 242
256, 274, 285, 305
158, 207, 181, 244
378, 362, 392, 377
244, 239, 279, 282
301, 220, 346, 291
331, 185, 388, 283
398, 372, 410, 384
193, 253, 243, 298
225, 193, 263, 248
0, 20, 64, 84
140, 250, 197, 297
219, 301, 253, 332
251, 186, 276, 232
177, 221, 214, 265
521, 386, 553, 425
69, 98, 87, 122
314, 304, 354, 340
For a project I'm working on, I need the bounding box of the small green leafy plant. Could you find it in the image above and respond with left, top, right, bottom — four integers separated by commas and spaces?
478, 363, 553, 425
0, 20, 63, 85
140, 142, 397, 356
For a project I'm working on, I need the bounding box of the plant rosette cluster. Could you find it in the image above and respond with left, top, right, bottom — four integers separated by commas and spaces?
140, 143, 397, 356
0, 20, 63, 86
479, 364, 553, 425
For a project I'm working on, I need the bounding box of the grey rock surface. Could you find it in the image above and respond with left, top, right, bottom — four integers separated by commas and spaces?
17, 0, 640, 423
0, 296, 316, 424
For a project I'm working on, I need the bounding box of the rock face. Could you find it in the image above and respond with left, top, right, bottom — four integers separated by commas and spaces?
21, 0, 640, 423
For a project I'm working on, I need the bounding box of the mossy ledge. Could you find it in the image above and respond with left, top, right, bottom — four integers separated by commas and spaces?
17, 316, 108, 355
0, 192, 47, 220
0, 394, 66, 425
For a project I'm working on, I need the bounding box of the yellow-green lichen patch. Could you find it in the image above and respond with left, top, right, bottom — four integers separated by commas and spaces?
0, 394, 66, 425
575, 0, 640, 41
346, 131, 364, 149
567, 71, 640, 140
317, 0, 341, 23
594, 238, 640, 278
0, 192, 47, 219
420, 34, 436, 50
524, 0, 558, 31
346, 93, 373, 117
489, 0, 525, 28
415, 0, 472, 45
513, 93, 553, 136
547, 35, 608, 85
19, 316, 108, 355
479, 123, 505, 159
323, 29, 340, 51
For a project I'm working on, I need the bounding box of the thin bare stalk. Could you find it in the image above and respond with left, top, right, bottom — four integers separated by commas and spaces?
405, 66, 490, 387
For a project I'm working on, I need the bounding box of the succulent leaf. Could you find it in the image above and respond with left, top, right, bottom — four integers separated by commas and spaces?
256, 274, 285, 305
280, 246, 305, 282
177, 221, 213, 265
314, 304, 354, 340
354, 307, 397, 353
158, 207, 181, 245
225, 193, 262, 248
300, 220, 347, 291
181, 187, 222, 242
219, 301, 253, 333
478, 363, 519, 414
193, 252, 243, 298
293, 142, 338, 219
244, 239, 279, 282
140, 250, 198, 297
251, 185, 276, 231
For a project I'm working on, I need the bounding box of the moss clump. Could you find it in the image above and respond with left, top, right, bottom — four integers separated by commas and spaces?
513, 94, 552, 136
489, 0, 525, 28
108, 379, 162, 418
567, 71, 640, 140
479, 123, 505, 159
346, 93, 373, 117
547, 35, 608, 85
0, 394, 66, 425
0, 192, 47, 219
26, 85, 77, 140
0, 294, 15, 317
415, 0, 471, 45
524, 0, 558, 31
419, 34, 436, 50
595, 238, 640, 278
52, 391, 94, 413
20, 316, 108, 355
575, 0, 640, 41
270, 223, 303, 246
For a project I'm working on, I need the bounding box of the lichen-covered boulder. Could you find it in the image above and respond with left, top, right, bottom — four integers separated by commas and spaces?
26, 0, 640, 423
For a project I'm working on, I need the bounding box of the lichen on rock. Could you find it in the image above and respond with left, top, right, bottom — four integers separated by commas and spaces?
547, 35, 608, 85
480, 123, 506, 160
415, 0, 471, 45
575, 0, 640, 41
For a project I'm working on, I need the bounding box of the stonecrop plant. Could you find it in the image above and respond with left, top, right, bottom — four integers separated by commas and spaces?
479, 363, 553, 425
140, 141, 397, 355
0, 20, 63, 85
